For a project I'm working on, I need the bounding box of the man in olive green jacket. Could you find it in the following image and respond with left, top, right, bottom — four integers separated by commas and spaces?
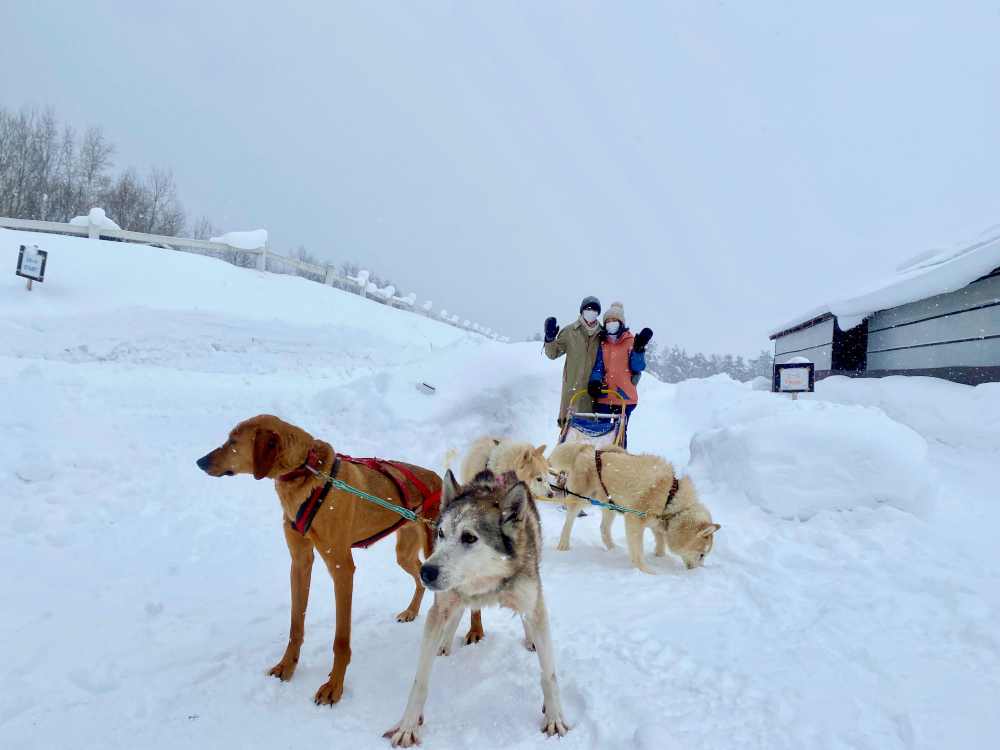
543, 296, 603, 426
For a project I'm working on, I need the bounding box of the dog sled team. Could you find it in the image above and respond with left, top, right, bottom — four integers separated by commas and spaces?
195, 296, 720, 746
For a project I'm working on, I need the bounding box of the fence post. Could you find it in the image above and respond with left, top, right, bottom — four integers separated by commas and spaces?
87, 218, 99, 240
324, 264, 337, 285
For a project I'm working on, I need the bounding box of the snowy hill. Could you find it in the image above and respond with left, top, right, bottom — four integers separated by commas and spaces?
2, 229, 1000, 749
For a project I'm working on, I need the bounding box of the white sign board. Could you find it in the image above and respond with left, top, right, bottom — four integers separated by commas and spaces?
779, 367, 810, 391
773, 362, 815, 393
16, 244, 48, 282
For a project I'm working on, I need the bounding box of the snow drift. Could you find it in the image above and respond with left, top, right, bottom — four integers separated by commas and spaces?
689, 400, 933, 519
2, 229, 1000, 750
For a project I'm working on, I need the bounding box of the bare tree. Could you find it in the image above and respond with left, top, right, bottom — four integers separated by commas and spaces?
143, 167, 185, 235
101, 167, 146, 230
77, 126, 115, 210
190, 215, 217, 240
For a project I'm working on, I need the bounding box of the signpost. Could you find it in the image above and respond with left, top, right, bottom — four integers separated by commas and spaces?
773, 360, 815, 399
15, 244, 47, 291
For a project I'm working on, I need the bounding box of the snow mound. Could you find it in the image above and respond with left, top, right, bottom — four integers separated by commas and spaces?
689, 400, 933, 519
210, 228, 268, 249
69, 207, 120, 230
811, 375, 1000, 450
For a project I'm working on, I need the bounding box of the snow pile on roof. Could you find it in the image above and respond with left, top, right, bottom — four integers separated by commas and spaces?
689, 399, 933, 519
210, 228, 268, 250
771, 228, 1000, 335
69, 207, 120, 230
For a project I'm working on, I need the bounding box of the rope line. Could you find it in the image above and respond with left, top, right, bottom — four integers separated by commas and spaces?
307, 466, 438, 528
542, 482, 648, 518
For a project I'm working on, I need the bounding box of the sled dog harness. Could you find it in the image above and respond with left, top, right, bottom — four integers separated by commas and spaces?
594, 449, 681, 517
280, 448, 441, 547
594, 449, 613, 499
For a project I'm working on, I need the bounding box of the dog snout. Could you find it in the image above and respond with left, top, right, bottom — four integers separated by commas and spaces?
196, 453, 212, 473
420, 564, 439, 586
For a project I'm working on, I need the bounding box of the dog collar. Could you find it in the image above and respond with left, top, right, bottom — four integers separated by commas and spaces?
278, 446, 326, 482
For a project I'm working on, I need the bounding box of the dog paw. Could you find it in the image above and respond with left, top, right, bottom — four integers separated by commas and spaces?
637, 565, 657, 576
523, 638, 536, 652
541, 713, 570, 737
383, 716, 423, 747
556, 541, 570, 552
396, 608, 418, 623
268, 658, 297, 681
313, 679, 344, 705
438, 640, 453, 657
654, 549, 666, 557
603, 542, 617, 551
464, 628, 485, 646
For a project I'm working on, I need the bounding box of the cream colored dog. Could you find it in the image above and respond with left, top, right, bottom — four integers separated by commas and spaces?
548, 442, 720, 572
460, 437, 553, 501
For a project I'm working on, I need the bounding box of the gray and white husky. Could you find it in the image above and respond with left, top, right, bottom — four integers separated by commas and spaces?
384, 470, 570, 747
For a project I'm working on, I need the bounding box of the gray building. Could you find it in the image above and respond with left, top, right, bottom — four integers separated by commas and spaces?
770, 236, 1000, 385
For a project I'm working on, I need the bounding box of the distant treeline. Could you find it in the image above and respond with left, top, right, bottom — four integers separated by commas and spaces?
0, 104, 186, 235
0, 103, 410, 295
645, 344, 773, 383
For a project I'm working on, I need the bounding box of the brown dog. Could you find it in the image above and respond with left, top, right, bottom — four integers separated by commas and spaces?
196, 415, 485, 705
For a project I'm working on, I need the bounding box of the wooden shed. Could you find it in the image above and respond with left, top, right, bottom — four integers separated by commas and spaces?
769, 234, 1000, 385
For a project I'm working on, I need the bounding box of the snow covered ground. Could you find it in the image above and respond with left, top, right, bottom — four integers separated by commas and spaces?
2, 229, 999, 749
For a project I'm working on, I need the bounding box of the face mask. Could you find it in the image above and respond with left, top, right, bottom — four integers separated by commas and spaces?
606, 321, 621, 335
582, 309, 599, 324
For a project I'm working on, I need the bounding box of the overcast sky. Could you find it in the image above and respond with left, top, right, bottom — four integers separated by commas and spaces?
3, 1, 999, 354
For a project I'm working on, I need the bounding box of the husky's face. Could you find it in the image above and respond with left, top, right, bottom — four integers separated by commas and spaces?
513, 444, 553, 499
420, 471, 528, 596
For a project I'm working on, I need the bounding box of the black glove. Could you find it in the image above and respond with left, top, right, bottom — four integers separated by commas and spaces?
544, 317, 558, 342
633, 327, 653, 352
587, 380, 604, 400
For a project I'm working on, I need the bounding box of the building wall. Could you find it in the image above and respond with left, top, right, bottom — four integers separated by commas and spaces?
773, 316, 834, 370
866, 273, 1000, 378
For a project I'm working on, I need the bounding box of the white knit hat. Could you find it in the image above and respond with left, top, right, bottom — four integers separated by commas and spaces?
603, 302, 625, 326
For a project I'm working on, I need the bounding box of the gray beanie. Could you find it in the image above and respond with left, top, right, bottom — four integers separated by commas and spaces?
579, 296, 601, 314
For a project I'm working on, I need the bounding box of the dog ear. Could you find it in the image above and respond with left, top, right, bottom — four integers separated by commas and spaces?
252, 429, 280, 480
699, 523, 721, 538
499, 481, 529, 526
534, 444, 547, 457
441, 469, 462, 509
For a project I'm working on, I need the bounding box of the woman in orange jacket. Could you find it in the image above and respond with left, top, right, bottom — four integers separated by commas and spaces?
587, 302, 653, 448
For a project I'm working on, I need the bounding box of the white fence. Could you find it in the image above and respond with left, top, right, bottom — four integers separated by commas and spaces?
1, 214, 508, 341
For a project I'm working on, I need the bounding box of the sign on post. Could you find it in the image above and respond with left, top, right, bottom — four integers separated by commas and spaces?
16, 244, 47, 290
773, 361, 815, 395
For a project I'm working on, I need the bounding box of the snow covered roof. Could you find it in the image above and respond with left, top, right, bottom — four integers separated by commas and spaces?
770, 229, 1000, 337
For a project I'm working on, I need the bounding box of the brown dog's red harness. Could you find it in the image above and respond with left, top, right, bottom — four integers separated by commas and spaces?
281, 450, 441, 547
